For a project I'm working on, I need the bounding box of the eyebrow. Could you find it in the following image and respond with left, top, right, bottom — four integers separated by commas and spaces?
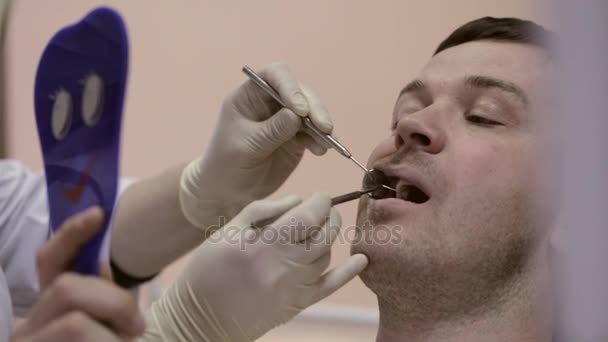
465, 75, 529, 108
399, 79, 427, 97
397, 75, 528, 108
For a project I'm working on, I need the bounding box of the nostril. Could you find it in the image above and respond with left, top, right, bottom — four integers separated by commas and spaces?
411, 133, 431, 146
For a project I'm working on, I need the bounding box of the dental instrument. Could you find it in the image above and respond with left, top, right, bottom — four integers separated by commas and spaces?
242, 65, 369, 174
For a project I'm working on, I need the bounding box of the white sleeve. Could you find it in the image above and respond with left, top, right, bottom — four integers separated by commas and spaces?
0, 268, 13, 342
0, 160, 49, 317
0, 159, 135, 317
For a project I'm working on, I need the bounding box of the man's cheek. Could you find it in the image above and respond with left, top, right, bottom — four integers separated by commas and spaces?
455, 143, 512, 179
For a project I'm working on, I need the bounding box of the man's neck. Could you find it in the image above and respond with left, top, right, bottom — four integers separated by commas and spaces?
375, 253, 552, 342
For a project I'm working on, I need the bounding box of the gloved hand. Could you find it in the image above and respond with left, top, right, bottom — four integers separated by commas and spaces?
180, 63, 334, 230
141, 193, 369, 342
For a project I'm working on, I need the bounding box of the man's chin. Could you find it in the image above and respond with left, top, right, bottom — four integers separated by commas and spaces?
349, 239, 376, 289
349, 234, 401, 296
350, 215, 404, 269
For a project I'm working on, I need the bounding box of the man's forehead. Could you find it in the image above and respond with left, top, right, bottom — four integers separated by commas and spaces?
393, 41, 549, 113
414, 41, 548, 95
390, 41, 551, 127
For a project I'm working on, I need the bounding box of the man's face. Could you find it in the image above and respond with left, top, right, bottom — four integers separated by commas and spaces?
352, 41, 551, 305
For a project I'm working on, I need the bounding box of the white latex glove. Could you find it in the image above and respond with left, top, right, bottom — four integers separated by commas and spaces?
180, 63, 333, 230
141, 193, 369, 342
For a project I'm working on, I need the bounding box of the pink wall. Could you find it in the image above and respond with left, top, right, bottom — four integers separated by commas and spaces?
5, 0, 542, 314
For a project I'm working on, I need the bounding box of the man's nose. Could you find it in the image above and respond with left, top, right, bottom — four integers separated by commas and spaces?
394, 111, 446, 154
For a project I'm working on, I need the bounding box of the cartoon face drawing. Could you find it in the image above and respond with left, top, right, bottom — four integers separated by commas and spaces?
34, 7, 129, 275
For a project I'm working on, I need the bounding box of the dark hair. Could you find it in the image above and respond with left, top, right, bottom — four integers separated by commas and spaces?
434, 17, 556, 56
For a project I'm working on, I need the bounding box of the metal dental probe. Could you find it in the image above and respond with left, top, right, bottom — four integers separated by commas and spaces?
251, 185, 388, 229
250, 170, 396, 228
242, 65, 369, 174
330, 184, 394, 206
242, 67, 397, 228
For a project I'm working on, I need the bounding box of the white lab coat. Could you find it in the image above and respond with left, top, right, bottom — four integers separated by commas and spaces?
0, 159, 131, 339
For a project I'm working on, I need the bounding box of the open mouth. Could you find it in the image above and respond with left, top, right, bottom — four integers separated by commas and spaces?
370, 175, 430, 204
395, 181, 430, 203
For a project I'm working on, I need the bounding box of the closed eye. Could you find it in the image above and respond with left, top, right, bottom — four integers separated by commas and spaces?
466, 115, 504, 126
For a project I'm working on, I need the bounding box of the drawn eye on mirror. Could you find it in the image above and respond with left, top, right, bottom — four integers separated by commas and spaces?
81, 72, 105, 127
50, 88, 73, 140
